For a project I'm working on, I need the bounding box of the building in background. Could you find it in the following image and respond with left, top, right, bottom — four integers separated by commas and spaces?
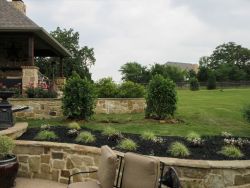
166, 61, 199, 73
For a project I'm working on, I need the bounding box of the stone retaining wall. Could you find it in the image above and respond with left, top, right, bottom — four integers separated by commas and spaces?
14, 141, 250, 188
10, 98, 146, 119
14, 141, 100, 184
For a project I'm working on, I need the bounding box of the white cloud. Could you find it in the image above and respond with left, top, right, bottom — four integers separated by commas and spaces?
25, 0, 250, 81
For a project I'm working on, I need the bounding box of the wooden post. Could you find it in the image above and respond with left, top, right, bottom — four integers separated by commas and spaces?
59, 57, 63, 77
28, 35, 34, 65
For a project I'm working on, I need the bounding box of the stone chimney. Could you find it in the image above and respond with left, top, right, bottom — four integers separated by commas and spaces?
11, 0, 26, 15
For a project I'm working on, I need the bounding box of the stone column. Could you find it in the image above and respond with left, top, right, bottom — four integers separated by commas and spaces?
55, 77, 66, 91
21, 66, 39, 90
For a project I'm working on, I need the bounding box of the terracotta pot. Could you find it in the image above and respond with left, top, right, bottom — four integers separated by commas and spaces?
0, 155, 19, 188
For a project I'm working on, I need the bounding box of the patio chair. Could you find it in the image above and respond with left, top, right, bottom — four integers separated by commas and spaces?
68, 145, 117, 188
119, 152, 160, 188
159, 166, 181, 188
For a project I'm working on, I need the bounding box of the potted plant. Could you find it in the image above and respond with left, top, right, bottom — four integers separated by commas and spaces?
0, 135, 18, 188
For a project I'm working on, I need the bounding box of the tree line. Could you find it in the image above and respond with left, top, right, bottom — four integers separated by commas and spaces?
35, 27, 250, 85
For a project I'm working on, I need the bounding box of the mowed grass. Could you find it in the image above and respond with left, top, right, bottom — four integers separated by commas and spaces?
24, 89, 250, 137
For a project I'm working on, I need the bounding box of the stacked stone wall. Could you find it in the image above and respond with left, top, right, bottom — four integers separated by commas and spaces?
14, 141, 100, 184
11, 98, 146, 119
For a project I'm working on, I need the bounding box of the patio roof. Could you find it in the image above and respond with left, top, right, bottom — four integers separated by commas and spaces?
0, 0, 71, 57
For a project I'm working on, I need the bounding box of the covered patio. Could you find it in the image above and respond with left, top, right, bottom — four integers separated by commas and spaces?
0, 0, 71, 92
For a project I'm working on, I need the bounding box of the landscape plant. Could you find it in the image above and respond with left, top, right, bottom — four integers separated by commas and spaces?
0, 136, 15, 159
26, 87, 57, 98
95, 77, 118, 98
189, 78, 199, 91
76, 131, 96, 143
145, 74, 177, 120
118, 81, 145, 98
35, 130, 58, 140
67, 129, 79, 137
118, 138, 137, 151
62, 72, 97, 120
186, 132, 203, 146
140, 131, 157, 142
169, 142, 190, 157
68, 122, 81, 130
219, 145, 243, 158
207, 72, 216, 90
102, 127, 121, 137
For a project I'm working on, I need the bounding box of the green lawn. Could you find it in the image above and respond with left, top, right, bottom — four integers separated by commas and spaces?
24, 88, 250, 137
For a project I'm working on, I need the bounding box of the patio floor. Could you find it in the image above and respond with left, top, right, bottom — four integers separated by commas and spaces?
15, 178, 66, 188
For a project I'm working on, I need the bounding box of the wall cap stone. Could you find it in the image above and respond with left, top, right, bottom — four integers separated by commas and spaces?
159, 157, 250, 169
0, 122, 28, 139
15, 140, 101, 155
10, 98, 145, 101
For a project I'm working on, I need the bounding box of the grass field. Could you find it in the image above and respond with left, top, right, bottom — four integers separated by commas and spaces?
25, 88, 250, 137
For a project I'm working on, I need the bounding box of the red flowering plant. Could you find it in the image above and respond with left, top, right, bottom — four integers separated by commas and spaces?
25, 81, 57, 98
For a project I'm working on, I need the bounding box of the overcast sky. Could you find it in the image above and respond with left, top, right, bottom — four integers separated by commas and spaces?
24, 0, 250, 81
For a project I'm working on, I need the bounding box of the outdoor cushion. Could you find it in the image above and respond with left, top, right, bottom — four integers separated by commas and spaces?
121, 152, 160, 188
97, 145, 117, 188
68, 181, 101, 188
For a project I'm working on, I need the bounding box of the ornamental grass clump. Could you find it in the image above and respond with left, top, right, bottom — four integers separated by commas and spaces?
140, 131, 157, 142
219, 146, 244, 159
102, 127, 121, 137
169, 142, 190, 157
186, 132, 203, 146
118, 139, 137, 151
76, 131, 96, 143
0, 136, 15, 159
35, 130, 58, 140
68, 122, 81, 130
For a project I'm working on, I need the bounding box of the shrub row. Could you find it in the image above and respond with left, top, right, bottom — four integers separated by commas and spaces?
95, 78, 145, 98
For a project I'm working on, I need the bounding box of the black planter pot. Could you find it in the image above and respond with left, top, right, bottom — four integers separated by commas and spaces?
0, 155, 19, 188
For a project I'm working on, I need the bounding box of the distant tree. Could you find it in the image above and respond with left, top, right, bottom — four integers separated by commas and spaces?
189, 78, 199, 91
95, 77, 118, 98
198, 42, 250, 82
120, 62, 151, 84
35, 27, 95, 80
197, 56, 210, 82
118, 81, 145, 98
150, 64, 185, 83
207, 72, 216, 90
187, 69, 197, 80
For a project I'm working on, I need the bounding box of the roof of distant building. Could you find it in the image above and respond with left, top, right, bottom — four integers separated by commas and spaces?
166, 61, 199, 72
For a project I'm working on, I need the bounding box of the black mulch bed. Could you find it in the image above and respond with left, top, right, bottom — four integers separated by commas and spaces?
18, 126, 250, 160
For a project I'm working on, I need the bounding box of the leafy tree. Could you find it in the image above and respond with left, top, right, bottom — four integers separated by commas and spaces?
198, 42, 250, 81
150, 64, 185, 83
189, 78, 199, 91
187, 69, 197, 80
95, 77, 118, 98
207, 72, 216, 90
145, 75, 177, 120
197, 56, 210, 82
120, 62, 150, 84
36, 27, 95, 79
118, 81, 145, 98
